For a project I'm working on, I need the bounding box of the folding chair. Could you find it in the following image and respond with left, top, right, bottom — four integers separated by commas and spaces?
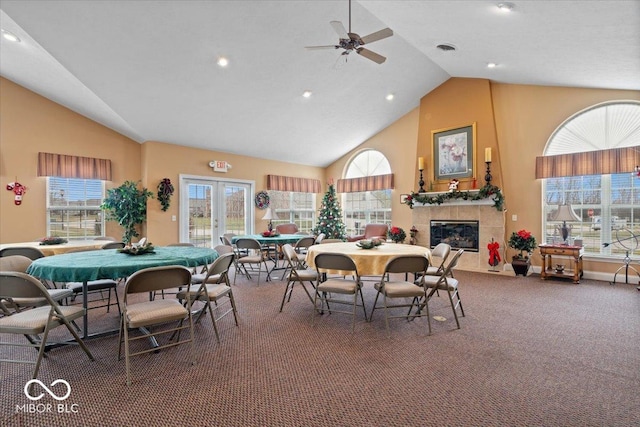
370, 255, 431, 337
280, 244, 318, 312
421, 249, 466, 329
233, 238, 270, 285
0, 272, 94, 391
313, 253, 367, 332
118, 265, 194, 385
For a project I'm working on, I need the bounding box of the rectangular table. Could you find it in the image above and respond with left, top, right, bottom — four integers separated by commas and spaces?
539, 244, 584, 284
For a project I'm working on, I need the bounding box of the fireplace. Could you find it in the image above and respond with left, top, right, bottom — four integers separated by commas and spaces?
430, 220, 479, 252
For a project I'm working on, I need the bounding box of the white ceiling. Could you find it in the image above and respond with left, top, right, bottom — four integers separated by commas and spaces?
1, 1, 638, 167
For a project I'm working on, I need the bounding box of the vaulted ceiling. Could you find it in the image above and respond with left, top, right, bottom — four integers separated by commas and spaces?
1, 1, 638, 167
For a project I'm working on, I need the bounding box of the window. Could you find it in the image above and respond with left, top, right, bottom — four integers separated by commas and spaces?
541, 101, 640, 257
342, 150, 392, 236
269, 191, 315, 233
47, 177, 105, 239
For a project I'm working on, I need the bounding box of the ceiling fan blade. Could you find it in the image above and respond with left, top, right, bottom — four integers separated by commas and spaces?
330, 20, 349, 40
356, 48, 386, 64
360, 28, 393, 45
305, 45, 339, 50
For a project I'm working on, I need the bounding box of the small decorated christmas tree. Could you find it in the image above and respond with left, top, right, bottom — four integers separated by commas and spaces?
312, 184, 346, 239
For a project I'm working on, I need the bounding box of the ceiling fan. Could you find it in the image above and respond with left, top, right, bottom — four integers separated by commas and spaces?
305, 0, 393, 64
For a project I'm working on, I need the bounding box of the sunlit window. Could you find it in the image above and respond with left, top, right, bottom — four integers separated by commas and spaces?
269, 191, 315, 233
343, 150, 392, 235
47, 177, 105, 239
542, 101, 640, 257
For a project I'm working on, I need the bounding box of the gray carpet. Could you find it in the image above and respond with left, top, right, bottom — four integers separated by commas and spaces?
1, 268, 639, 427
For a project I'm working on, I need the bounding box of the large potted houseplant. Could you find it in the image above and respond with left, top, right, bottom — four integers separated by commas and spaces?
101, 180, 153, 245
508, 229, 537, 276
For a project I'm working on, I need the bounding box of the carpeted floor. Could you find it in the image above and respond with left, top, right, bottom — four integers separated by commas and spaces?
1, 267, 639, 427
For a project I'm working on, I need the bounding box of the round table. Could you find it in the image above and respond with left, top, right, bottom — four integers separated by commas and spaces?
26, 246, 218, 338
306, 242, 432, 276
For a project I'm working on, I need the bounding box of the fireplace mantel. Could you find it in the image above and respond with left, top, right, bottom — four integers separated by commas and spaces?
412, 190, 495, 207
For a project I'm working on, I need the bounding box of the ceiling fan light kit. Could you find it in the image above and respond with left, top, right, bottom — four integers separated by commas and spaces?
305, 0, 393, 64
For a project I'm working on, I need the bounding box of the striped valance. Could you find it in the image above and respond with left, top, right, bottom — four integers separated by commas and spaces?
37, 152, 112, 180
535, 146, 640, 179
267, 174, 321, 193
336, 174, 394, 193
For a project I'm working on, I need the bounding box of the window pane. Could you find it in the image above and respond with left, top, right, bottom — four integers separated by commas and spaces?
270, 191, 315, 233
47, 178, 104, 239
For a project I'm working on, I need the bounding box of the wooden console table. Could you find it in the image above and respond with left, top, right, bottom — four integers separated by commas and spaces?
539, 244, 584, 284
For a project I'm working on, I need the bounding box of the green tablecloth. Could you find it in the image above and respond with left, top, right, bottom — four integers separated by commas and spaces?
230, 234, 306, 245
27, 246, 218, 282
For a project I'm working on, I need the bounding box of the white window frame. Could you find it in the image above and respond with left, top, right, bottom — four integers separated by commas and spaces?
46, 177, 105, 239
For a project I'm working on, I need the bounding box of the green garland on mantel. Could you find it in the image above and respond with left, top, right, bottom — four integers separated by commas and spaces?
403, 184, 505, 212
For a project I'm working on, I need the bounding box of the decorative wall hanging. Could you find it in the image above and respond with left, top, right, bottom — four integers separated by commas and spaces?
255, 190, 270, 209
6, 181, 27, 205
157, 178, 174, 212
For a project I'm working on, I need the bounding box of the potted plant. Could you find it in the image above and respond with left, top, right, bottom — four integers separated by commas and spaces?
508, 229, 537, 276
101, 181, 153, 245
388, 226, 407, 244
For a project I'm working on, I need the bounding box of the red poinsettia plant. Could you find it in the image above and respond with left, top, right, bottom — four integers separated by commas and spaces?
508, 229, 537, 259
388, 226, 407, 243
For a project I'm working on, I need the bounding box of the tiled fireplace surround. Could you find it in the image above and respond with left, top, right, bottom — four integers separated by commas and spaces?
411, 197, 506, 271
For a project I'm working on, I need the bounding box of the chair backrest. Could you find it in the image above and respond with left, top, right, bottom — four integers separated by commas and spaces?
276, 223, 298, 234
384, 255, 429, 275
102, 242, 126, 249
364, 224, 389, 239
294, 236, 315, 251
214, 245, 234, 255
0, 255, 33, 273
234, 238, 262, 251
0, 271, 54, 301
314, 233, 326, 244
167, 243, 195, 247
442, 249, 464, 277
125, 266, 192, 296
221, 233, 237, 246
314, 253, 358, 275
0, 247, 45, 260
203, 252, 235, 282
431, 243, 451, 260
282, 244, 297, 265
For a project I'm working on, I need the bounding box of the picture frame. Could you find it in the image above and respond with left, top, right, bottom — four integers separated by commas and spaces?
431, 122, 476, 183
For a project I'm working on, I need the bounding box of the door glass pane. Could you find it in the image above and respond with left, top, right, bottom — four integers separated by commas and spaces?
188, 184, 213, 247
223, 184, 247, 235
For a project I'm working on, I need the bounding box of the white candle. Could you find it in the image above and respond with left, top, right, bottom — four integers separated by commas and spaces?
485, 147, 492, 162
418, 157, 424, 170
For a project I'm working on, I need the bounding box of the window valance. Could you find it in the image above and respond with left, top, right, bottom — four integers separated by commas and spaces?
535, 146, 640, 179
336, 174, 394, 193
267, 174, 321, 193
37, 152, 112, 181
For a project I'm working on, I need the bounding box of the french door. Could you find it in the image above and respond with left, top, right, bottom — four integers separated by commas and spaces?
179, 175, 254, 247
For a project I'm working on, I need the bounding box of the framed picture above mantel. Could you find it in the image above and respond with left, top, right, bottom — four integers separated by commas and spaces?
432, 122, 477, 183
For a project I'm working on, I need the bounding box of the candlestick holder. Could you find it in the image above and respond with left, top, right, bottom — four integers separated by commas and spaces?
418, 169, 426, 193
484, 161, 492, 186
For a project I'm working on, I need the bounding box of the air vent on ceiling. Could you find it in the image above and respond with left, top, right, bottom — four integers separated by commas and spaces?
436, 43, 456, 52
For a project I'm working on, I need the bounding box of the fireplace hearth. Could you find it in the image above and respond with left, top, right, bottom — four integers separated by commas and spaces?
430, 220, 479, 252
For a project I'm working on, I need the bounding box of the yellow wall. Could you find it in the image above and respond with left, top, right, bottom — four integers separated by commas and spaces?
2, 75, 639, 276
141, 141, 324, 245
0, 78, 140, 242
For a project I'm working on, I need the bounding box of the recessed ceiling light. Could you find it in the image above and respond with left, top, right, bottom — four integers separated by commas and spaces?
487, 62, 497, 68
216, 57, 229, 67
385, 93, 394, 101
302, 90, 312, 98
1, 29, 21, 43
497, 2, 515, 12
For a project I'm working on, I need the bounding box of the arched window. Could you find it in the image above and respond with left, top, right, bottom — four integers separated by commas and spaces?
541, 101, 640, 257
342, 150, 392, 236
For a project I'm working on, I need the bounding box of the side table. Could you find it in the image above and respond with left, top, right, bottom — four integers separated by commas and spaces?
539, 244, 584, 284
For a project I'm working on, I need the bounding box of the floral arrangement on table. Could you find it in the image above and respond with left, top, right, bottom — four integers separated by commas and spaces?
39, 236, 68, 245
118, 240, 155, 255
261, 230, 280, 237
157, 178, 174, 212
508, 229, 537, 259
402, 183, 505, 212
388, 226, 407, 243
